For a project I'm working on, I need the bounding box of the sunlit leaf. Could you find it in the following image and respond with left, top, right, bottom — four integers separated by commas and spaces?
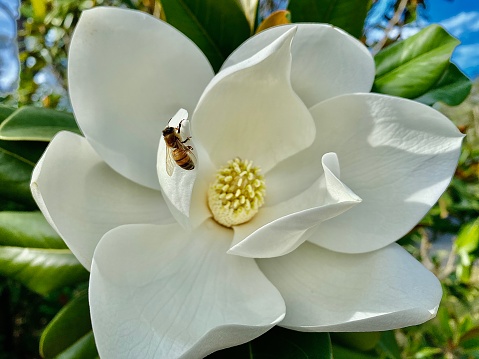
160, 0, 251, 72
0, 211, 65, 249
373, 25, 459, 98
287, 0, 371, 38
40, 290, 98, 359
238, 0, 259, 31
256, 10, 291, 33
415, 62, 472, 106
0, 106, 81, 141
454, 218, 479, 254
0, 246, 88, 296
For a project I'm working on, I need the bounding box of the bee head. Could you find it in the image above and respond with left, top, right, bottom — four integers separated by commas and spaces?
162, 127, 174, 136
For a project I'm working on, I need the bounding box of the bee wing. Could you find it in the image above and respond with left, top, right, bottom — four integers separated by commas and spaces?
165, 146, 175, 176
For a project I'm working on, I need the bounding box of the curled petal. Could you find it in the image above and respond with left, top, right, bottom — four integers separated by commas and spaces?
222, 24, 375, 107
229, 153, 361, 258
69, 7, 214, 189
90, 220, 285, 358
31, 131, 173, 270
305, 93, 463, 253
192, 27, 315, 173
258, 242, 442, 331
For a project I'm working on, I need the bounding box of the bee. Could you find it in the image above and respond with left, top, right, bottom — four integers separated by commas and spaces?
162, 118, 197, 176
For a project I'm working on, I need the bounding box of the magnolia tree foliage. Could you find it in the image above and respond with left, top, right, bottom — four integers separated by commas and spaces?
0, 1, 478, 359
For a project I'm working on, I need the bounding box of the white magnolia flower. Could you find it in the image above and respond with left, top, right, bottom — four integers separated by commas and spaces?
31, 7, 464, 359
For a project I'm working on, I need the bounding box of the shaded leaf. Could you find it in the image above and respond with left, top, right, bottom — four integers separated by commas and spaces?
40, 290, 98, 358
208, 327, 332, 358
332, 332, 381, 352
0, 211, 66, 249
332, 344, 377, 359
287, 0, 371, 38
415, 62, 472, 106
256, 10, 291, 33
373, 25, 460, 98
0, 139, 46, 205
376, 331, 401, 359
0, 106, 81, 141
0, 246, 89, 296
160, 0, 251, 72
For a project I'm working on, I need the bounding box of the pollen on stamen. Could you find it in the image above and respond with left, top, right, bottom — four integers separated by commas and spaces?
208, 158, 266, 228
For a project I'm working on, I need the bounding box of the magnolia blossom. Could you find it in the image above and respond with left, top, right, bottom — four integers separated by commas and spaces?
31, 7, 463, 359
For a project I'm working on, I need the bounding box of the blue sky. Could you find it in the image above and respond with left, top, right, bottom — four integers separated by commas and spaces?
425, 0, 479, 79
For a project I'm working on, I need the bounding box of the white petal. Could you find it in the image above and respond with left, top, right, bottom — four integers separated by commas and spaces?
90, 220, 285, 359
31, 131, 173, 270
229, 153, 361, 258
69, 7, 214, 190
192, 27, 315, 173
257, 242, 442, 331
305, 93, 464, 253
222, 24, 375, 107
157, 109, 214, 229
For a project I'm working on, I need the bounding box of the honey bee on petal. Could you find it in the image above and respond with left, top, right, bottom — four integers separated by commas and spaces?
162, 118, 197, 176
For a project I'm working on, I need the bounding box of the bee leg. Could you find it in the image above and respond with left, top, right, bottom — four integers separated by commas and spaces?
178, 118, 188, 134
181, 136, 192, 144
186, 145, 193, 150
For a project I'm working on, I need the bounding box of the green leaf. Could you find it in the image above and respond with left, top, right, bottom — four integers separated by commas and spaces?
373, 25, 460, 99
0, 246, 89, 296
331, 332, 381, 352
208, 327, 333, 358
0, 106, 81, 141
454, 218, 479, 254
0, 105, 15, 123
160, 0, 251, 72
0, 211, 66, 249
332, 344, 377, 359
0, 139, 46, 205
287, 0, 371, 38
415, 62, 472, 106
56, 332, 99, 359
376, 331, 401, 359
40, 290, 98, 359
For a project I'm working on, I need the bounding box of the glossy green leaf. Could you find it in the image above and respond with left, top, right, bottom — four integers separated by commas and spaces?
56, 332, 99, 359
0, 139, 46, 205
0, 211, 66, 249
0, 105, 15, 122
160, 0, 251, 72
332, 332, 381, 352
0, 246, 89, 296
373, 25, 460, 99
208, 327, 332, 358
0, 106, 81, 141
287, 0, 371, 38
40, 290, 98, 359
415, 62, 472, 106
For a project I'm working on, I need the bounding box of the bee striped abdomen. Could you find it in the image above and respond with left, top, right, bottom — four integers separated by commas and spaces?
173, 148, 195, 170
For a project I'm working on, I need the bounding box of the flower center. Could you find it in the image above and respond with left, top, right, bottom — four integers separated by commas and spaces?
208, 158, 266, 227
